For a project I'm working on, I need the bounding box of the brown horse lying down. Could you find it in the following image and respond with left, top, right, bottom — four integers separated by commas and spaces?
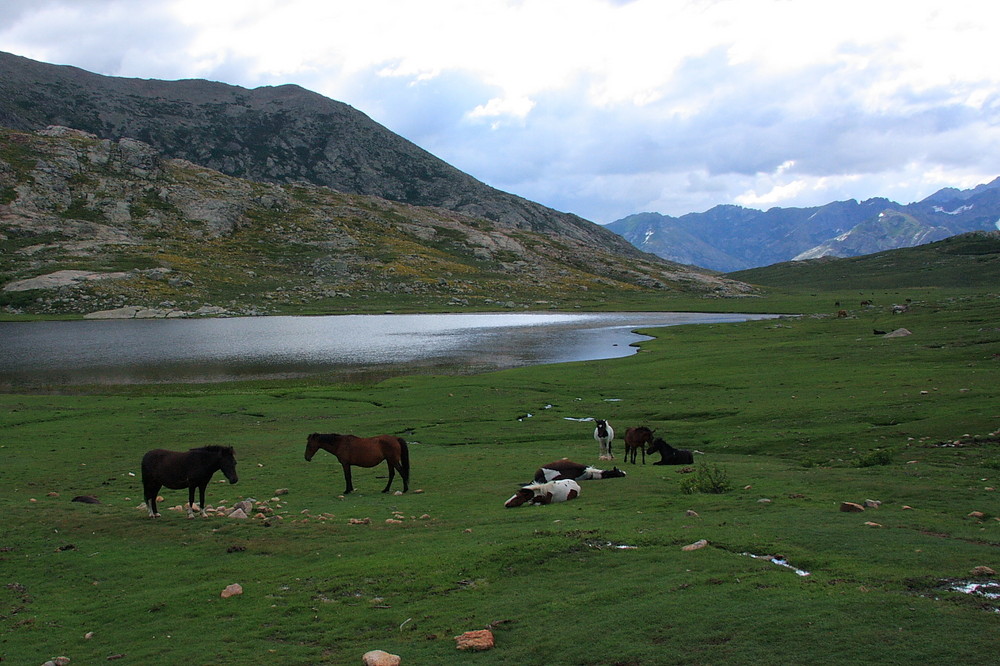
505, 479, 581, 507
305, 432, 410, 494
533, 459, 626, 483
646, 438, 694, 465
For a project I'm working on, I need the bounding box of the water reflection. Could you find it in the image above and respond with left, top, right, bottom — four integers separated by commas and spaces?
0, 311, 779, 386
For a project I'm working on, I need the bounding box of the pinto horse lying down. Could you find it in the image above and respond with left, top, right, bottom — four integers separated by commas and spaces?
533, 459, 627, 483
646, 437, 694, 465
505, 479, 582, 507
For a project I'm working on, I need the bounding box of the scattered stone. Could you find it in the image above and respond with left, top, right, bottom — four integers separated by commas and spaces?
227, 508, 248, 520
968, 511, 985, 519
884, 328, 912, 338
47, 492, 59, 497
902, 505, 914, 510
682, 539, 708, 551
362, 649, 401, 666
85, 632, 94, 639
385, 519, 403, 524
220, 583, 243, 598
349, 518, 372, 525
419, 514, 431, 520
840, 502, 865, 513
455, 629, 495, 651
970, 566, 996, 577
685, 509, 699, 517
275, 488, 289, 495
41, 657, 71, 666
758, 498, 772, 504
864, 521, 883, 528
863, 499, 882, 508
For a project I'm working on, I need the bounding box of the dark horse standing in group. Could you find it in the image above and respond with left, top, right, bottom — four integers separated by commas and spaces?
305, 433, 410, 494
623, 426, 655, 464
141, 445, 238, 518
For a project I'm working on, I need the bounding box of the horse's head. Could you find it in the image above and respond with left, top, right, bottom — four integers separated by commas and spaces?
647, 437, 667, 455
604, 467, 627, 479
220, 446, 239, 484
504, 487, 535, 508
304, 433, 322, 461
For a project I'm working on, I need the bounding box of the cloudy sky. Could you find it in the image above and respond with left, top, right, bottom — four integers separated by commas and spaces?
2, 0, 998, 223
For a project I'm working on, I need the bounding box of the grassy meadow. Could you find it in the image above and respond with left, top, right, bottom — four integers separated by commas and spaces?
2, 287, 999, 664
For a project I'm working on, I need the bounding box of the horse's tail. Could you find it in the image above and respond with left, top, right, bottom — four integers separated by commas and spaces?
398, 437, 410, 483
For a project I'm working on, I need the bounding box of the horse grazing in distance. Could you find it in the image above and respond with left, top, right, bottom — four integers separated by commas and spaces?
594, 419, 615, 460
505, 479, 581, 508
623, 426, 655, 464
305, 432, 409, 494
646, 438, 694, 465
141, 445, 238, 518
534, 459, 626, 483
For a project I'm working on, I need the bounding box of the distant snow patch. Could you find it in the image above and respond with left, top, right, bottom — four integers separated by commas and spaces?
932, 204, 974, 215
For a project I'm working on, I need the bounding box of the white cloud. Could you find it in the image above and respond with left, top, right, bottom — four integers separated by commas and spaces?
1, 0, 998, 221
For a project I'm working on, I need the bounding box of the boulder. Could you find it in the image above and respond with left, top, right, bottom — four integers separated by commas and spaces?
970, 566, 996, 577
455, 629, 494, 651
840, 502, 865, 513
220, 583, 243, 598
682, 539, 708, 551
362, 650, 401, 666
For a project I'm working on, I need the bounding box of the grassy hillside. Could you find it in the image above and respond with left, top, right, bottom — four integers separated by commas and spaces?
2, 288, 998, 664
727, 231, 1000, 291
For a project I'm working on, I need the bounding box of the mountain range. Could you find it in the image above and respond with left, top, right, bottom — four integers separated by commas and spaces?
0, 51, 645, 257
606, 179, 1000, 272
0, 52, 751, 317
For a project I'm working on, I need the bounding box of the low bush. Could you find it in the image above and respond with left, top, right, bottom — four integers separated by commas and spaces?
679, 462, 732, 494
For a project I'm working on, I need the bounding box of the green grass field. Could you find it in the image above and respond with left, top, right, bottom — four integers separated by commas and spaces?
2, 288, 999, 664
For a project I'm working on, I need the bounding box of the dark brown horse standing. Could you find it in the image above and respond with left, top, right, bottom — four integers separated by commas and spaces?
623, 426, 655, 464
305, 433, 410, 494
141, 445, 238, 518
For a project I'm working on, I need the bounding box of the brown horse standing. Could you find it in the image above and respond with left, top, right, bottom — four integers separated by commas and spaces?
623, 426, 655, 464
305, 433, 410, 494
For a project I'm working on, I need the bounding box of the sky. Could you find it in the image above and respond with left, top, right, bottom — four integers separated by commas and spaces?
2, 0, 999, 223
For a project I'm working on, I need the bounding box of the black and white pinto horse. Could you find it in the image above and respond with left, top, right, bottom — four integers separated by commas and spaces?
505, 479, 581, 507
534, 459, 626, 483
646, 438, 694, 465
594, 419, 615, 460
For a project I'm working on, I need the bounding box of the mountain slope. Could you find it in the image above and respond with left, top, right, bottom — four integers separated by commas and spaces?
726, 231, 1000, 291
0, 50, 638, 256
607, 181, 1000, 271
0, 127, 750, 316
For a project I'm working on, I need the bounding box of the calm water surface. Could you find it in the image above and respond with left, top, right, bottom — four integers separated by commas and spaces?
0, 312, 779, 386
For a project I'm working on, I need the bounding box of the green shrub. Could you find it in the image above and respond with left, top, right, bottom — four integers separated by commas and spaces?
680, 463, 733, 494
853, 448, 893, 468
